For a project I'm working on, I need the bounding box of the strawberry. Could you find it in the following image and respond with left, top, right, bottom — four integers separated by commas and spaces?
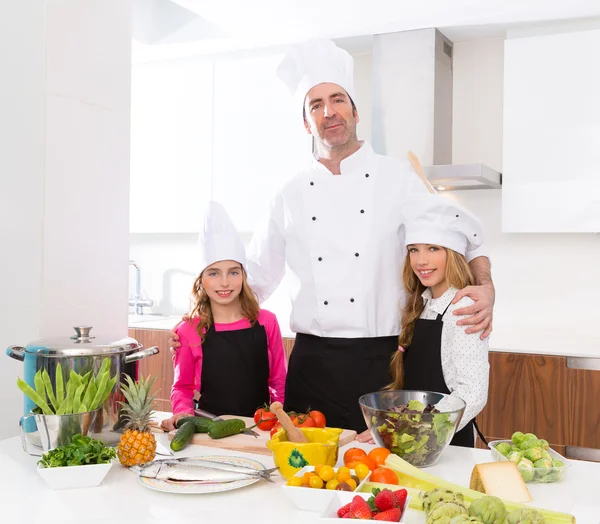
337, 502, 352, 518
374, 489, 398, 511
348, 495, 372, 520
371, 510, 378, 517
393, 488, 408, 510
373, 508, 402, 522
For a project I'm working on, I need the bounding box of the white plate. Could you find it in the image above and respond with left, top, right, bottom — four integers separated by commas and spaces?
138, 455, 268, 494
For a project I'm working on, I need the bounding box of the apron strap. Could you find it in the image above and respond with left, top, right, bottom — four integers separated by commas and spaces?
473, 419, 488, 446
435, 300, 454, 321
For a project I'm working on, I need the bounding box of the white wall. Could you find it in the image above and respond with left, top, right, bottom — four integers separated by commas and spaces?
0, 0, 132, 439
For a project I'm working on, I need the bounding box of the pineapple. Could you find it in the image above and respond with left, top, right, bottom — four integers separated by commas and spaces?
117, 374, 158, 467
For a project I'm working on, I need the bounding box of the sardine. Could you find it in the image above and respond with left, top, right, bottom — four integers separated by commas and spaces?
132, 457, 277, 484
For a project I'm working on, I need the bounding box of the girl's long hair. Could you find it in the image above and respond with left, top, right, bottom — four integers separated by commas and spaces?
189, 266, 260, 342
388, 247, 475, 389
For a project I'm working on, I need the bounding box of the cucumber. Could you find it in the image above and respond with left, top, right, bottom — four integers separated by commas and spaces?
175, 416, 214, 433
170, 420, 196, 451
208, 419, 247, 439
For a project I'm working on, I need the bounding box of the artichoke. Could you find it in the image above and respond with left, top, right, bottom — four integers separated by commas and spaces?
426, 501, 468, 524
494, 442, 511, 456
467, 496, 508, 524
421, 489, 465, 513
506, 508, 546, 524
449, 517, 484, 524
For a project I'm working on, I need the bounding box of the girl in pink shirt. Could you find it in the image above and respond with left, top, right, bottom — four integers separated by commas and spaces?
161, 203, 287, 431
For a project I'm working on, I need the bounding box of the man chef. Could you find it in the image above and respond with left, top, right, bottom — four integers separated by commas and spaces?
170, 40, 494, 432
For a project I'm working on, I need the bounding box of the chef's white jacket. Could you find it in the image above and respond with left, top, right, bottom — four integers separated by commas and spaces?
247, 142, 488, 339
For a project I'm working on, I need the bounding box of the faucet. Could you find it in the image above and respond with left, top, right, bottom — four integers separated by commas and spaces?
129, 260, 154, 315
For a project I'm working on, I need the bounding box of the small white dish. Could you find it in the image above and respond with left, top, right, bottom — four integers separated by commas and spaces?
37, 462, 113, 490
282, 466, 371, 512
320, 491, 411, 523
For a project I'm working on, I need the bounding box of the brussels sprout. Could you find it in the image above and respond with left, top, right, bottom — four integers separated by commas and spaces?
539, 438, 549, 450
494, 442, 512, 457
552, 459, 565, 468
511, 431, 525, 446
468, 496, 508, 524
520, 438, 542, 450
524, 433, 537, 440
517, 458, 535, 482
507, 451, 523, 463
541, 450, 553, 461
522, 447, 543, 462
533, 458, 553, 478
507, 508, 546, 524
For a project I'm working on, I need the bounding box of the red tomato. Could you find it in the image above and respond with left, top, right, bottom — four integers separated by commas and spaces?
309, 410, 326, 428
253, 407, 277, 431
270, 422, 282, 438
295, 414, 315, 428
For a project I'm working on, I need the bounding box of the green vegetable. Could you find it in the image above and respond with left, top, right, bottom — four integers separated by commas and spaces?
176, 416, 214, 433
494, 442, 511, 457
427, 500, 468, 523
374, 399, 454, 467
38, 434, 116, 468
55, 363, 64, 405
170, 420, 196, 451
72, 384, 85, 414
16, 378, 53, 415
517, 458, 535, 482
506, 508, 546, 524
511, 431, 526, 447
34, 370, 45, 400
96, 359, 111, 388
208, 418, 247, 439
42, 369, 58, 412
89, 371, 109, 410
468, 496, 507, 524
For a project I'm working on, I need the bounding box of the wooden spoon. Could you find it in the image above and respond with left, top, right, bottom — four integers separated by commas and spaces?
407, 151, 436, 194
270, 402, 308, 443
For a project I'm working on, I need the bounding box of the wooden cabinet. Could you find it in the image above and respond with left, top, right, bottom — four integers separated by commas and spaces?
567, 367, 600, 450
129, 328, 173, 412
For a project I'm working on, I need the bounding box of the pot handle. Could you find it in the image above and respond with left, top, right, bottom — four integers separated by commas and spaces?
124, 346, 159, 363
6, 346, 26, 362
19, 414, 43, 457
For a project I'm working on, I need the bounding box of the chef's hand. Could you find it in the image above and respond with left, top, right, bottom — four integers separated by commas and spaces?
160, 413, 189, 432
169, 329, 181, 361
451, 283, 495, 340
356, 430, 375, 444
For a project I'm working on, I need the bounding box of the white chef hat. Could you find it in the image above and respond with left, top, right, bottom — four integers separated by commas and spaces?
197, 201, 246, 274
277, 39, 355, 117
402, 194, 484, 256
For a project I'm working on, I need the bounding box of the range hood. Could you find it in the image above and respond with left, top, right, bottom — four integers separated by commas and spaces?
371, 28, 502, 190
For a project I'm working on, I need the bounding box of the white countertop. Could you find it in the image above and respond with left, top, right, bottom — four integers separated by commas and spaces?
2, 424, 599, 524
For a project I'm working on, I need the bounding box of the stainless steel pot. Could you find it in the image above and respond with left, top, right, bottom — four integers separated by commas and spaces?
6, 326, 159, 445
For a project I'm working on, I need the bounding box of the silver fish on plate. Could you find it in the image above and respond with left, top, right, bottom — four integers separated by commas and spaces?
131, 457, 277, 484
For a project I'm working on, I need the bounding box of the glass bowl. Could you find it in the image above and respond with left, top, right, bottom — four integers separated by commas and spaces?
359, 390, 466, 468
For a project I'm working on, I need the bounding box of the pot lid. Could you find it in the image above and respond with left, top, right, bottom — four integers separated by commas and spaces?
20, 326, 142, 356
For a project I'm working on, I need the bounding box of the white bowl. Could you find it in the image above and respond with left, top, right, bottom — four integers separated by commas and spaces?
282, 466, 371, 512
37, 462, 113, 490
320, 491, 411, 523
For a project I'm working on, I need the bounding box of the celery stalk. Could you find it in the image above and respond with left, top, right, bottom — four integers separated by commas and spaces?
384, 454, 575, 524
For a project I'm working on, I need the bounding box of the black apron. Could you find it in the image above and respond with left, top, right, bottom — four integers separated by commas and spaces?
196, 321, 270, 418
284, 334, 397, 433
403, 302, 486, 448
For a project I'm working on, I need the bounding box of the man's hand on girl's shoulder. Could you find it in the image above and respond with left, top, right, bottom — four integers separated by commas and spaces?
451, 283, 495, 340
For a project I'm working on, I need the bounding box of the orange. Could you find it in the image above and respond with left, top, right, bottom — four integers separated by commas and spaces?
368, 447, 392, 466
356, 455, 377, 471
369, 467, 399, 485
343, 447, 367, 465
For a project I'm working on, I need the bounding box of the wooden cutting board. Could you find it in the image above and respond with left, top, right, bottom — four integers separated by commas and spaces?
167, 415, 357, 456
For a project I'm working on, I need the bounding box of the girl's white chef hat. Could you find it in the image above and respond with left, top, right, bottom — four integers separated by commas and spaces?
277, 39, 355, 118
401, 194, 485, 256
197, 201, 246, 273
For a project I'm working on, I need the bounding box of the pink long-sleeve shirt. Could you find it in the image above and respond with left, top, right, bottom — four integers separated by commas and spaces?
170, 309, 287, 415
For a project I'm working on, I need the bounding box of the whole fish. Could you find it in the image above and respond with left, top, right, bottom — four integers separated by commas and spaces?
132, 457, 277, 484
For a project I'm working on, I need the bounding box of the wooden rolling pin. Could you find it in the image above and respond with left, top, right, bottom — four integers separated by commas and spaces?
270, 402, 308, 443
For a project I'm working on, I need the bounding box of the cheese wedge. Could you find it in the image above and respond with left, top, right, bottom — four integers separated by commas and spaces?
469, 462, 532, 503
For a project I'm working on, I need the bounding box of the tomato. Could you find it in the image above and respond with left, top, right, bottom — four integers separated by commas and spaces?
343, 447, 367, 466
253, 407, 278, 430
368, 447, 392, 466
309, 410, 326, 428
369, 467, 399, 485
294, 413, 315, 428
270, 422, 282, 438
